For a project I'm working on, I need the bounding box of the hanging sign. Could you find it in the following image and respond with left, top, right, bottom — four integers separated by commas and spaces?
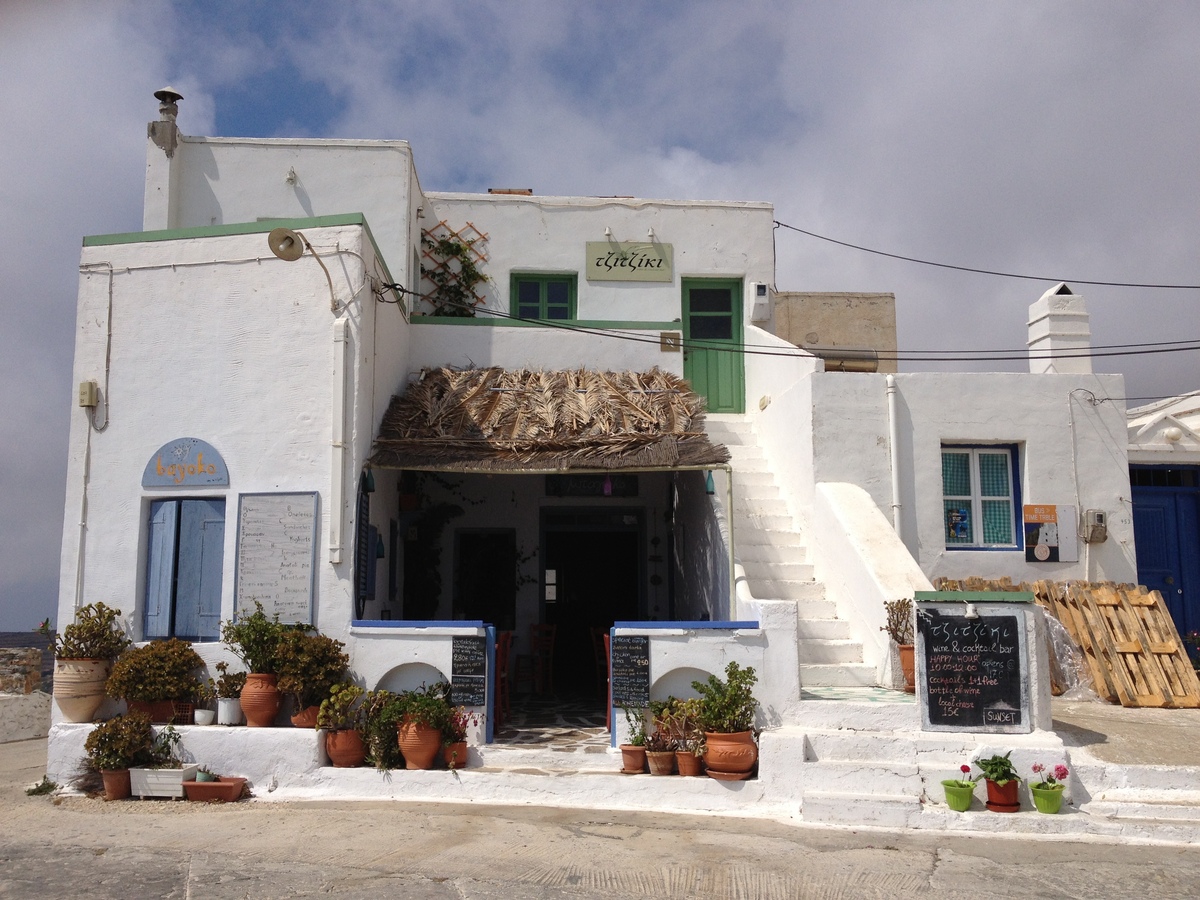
142, 438, 229, 488
586, 242, 673, 282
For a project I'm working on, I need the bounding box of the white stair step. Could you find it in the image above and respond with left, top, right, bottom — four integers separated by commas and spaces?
738, 542, 809, 564
802, 790, 920, 827
734, 471, 777, 488
791, 597, 836, 618
799, 639, 864, 665
803, 729, 920, 762
741, 560, 814, 582
1082, 797, 1200, 823
800, 663, 878, 688
733, 498, 791, 517
734, 514, 795, 532
801, 761, 921, 795
796, 618, 852, 641
752, 579, 824, 601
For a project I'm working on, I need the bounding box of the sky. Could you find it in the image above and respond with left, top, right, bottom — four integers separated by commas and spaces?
2, 1, 1198, 631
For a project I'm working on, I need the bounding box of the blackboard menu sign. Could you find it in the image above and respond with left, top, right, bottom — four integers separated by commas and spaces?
917, 606, 1030, 733
610, 635, 650, 707
234, 492, 318, 625
450, 636, 487, 706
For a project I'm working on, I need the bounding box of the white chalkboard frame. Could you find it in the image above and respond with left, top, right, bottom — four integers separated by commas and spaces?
233, 492, 319, 626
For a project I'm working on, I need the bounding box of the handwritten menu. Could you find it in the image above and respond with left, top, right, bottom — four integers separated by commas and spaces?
610, 635, 650, 708
234, 493, 318, 625
917, 608, 1030, 733
450, 636, 487, 706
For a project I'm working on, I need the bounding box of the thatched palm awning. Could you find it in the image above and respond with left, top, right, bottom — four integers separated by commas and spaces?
370, 367, 730, 472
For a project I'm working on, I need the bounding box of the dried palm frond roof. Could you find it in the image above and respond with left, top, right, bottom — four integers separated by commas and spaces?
371, 367, 730, 472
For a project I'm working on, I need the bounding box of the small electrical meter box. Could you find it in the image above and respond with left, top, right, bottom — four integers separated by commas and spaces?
78, 381, 98, 408
1082, 509, 1107, 543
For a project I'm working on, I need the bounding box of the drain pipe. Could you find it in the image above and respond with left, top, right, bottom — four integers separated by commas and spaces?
886, 374, 903, 539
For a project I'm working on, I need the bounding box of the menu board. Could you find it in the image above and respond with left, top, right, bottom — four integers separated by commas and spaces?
917, 606, 1030, 733
234, 492, 318, 625
610, 635, 650, 708
450, 636, 487, 706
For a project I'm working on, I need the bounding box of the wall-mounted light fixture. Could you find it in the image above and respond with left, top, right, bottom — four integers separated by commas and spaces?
604, 227, 612, 237
268, 227, 339, 313
964, 603, 980, 620
647, 227, 656, 241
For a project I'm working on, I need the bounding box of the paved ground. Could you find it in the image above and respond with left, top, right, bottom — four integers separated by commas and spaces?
1052, 698, 1200, 766
5, 738, 1200, 899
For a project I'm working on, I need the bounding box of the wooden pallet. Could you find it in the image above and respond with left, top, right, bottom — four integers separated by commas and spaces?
933, 578, 1200, 709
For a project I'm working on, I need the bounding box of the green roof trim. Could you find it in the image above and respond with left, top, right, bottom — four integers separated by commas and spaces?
81, 213, 400, 299
412, 317, 681, 330
914, 591, 1035, 603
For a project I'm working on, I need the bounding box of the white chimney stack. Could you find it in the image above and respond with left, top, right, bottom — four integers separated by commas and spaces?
1027, 283, 1092, 374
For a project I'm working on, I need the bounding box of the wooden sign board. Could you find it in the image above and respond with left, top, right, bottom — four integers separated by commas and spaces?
916, 604, 1032, 733
450, 636, 487, 706
610, 634, 650, 708
234, 492, 318, 626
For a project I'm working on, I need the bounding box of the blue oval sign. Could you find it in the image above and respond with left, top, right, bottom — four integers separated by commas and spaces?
142, 438, 230, 488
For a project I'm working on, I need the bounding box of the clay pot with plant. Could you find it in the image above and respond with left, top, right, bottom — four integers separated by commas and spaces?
442, 705, 481, 770
317, 683, 366, 767
211, 662, 247, 725
83, 710, 156, 800
221, 602, 288, 727
105, 638, 204, 724
361, 690, 408, 771
53, 602, 131, 723
274, 629, 349, 727
395, 682, 453, 770
619, 705, 648, 774
881, 597, 916, 693
644, 730, 678, 776
692, 661, 760, 781
655, 697, 706, 776
975, 752, 1022, 812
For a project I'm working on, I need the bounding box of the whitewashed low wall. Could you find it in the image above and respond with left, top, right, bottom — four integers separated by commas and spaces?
0, 692, 50, 743
811, 482, 933, 683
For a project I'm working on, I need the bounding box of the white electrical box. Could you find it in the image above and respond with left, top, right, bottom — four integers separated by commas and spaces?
749, 281, 771, 322
1082, 509, 1108, 543
78, 380, 98, 408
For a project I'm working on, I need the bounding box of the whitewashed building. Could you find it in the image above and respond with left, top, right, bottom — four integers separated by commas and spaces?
54, 92, 1138, 757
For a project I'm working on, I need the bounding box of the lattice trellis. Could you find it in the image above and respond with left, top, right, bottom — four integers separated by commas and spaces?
418, 221, 490, 316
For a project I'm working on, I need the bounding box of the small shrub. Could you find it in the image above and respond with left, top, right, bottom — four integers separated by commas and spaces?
84, 712, 156, 770
55, 602, 130, 660
692, 661, 759, 734
105, 639, 204, 702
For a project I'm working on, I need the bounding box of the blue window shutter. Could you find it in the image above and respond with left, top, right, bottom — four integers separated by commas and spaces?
175, 499, 225, 640
145, 500, 178, 639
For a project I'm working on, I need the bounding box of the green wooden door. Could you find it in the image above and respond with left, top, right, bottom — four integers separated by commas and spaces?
682, 278, 744, 413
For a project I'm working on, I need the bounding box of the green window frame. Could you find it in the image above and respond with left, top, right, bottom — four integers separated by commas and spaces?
941, 445, 1020, 549
510, 274, 577, 321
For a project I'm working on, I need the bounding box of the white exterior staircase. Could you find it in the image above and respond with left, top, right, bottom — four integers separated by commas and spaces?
704, 414, 874, 688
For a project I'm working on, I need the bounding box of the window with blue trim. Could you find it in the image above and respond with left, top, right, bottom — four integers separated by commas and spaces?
942, 445, 1020, 549
145, 498, 225, 640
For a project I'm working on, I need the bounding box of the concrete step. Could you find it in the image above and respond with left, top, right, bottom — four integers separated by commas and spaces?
800, 760, 922, 795
732, 514, 795, 532
788, 597, 837, 618
796, 618, 852, 641
741, 560, 814, 582
736, 529, 806, 550
801, 790, 921, 828
799, 639, 864, 665
733, 471, 778, 489
799, 663, 878, 688
1082, 793, 1200, 823
751, 580, 824, 602
737, 542, 809, 564
732, 498, 790, 518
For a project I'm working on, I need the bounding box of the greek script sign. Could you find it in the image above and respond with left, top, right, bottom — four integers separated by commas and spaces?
916, 606, 1031, 733
142, 437, 229, 487
585, 242, 673, 282
234, 492, 318, 626
450, 636, 487, 706
610, 634, 651, 707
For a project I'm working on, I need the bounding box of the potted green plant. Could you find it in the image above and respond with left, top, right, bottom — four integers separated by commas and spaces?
361, 690, 407, 771
644, 729, 678, 776
1029, 762, 1069, 814
442, 705, 481, 769
881, 597, 916, 692
83, 710, 155, 800
618, 705, 647, 774
221, 602, 288, 726
105, 638, 204, 724
129, 724, 200, 798
692, 661, 759, 780
395, 682, 452, 770
655, 697, 706, 777
193, 680, 216, 725
975, 751, 1021, 812
274, 629, 349, 727
211, 662, 247, 725
941, 763, 977, 812
317, 683, 366, 767
53, 602, 131, 723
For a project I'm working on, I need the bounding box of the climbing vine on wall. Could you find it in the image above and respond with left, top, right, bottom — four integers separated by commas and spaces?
419, 221, 490, 317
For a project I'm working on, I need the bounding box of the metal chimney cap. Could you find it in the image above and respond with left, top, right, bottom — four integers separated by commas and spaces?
154, 86, 184, 104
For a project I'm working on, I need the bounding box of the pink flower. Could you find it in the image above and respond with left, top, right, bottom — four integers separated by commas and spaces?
961, 764, 971, 775
1031, 763, 1044, 775
1054, 764, 1069, 782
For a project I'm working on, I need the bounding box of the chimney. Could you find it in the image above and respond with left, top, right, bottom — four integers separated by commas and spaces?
148, 86, 182, 158
144, 87, 183, 231
1027, 282, 1092, 374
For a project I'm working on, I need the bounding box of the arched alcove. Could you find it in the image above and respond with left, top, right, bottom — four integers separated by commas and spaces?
374, 662, 447, 693
650, 666, 710, 702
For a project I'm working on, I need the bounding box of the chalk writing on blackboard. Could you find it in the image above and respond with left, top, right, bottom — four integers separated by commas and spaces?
235, 493, 318, 625
917, 609, 1029, 734
610, 634, 650, 708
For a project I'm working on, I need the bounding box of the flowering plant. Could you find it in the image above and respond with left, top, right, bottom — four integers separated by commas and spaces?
442, 705, 482, 745
944, 763, 977, 789
1031, 762, 1069, 790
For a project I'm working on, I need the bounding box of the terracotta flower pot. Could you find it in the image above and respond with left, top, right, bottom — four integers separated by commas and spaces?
676, 750, 705, 777
646, 750, 676, 775
183, 777, 246, 802
127, 699, 176, 724
396, 718, 441, 770
899, 643, 916, 694
53, 658, 110, 723
985, 778, 1021, 812
100, 768, 131, 801
619, 744, 647, 774
240, 674, 281, 727
443, 741, 469, 769
325, 729, 367, 768
291, 705, 320, 728
703, 731, 758, 781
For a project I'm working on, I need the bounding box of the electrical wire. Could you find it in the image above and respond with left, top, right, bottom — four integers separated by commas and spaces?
773, 220, 1200, 290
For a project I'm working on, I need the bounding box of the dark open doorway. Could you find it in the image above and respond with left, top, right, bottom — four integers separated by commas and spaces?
454, 529, 517, 630
542, 510, 643, 696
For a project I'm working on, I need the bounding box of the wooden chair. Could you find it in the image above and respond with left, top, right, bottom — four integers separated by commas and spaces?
530, 624, 557, 695
495, 631, 512, 727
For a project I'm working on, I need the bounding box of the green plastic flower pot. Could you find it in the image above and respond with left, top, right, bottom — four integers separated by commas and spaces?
1030, 784, 1064, 814
941, 780, 975, 812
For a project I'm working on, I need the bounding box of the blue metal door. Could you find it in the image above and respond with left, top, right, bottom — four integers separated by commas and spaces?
1132, 484, 1200, 641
